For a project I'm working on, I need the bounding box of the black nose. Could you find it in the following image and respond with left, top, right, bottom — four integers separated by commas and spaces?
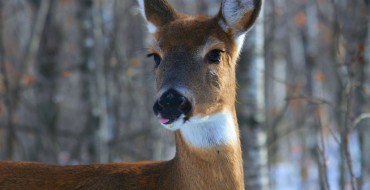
153, 89, 192, 123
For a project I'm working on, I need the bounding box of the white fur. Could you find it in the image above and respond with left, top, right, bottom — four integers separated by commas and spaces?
147, 22, 157, 33
218, 20, 248, 48
137, 0, 158, 33
222, 0, 255, 28
235, 33, 246, 54
137, 0, 145, 17
161, 111, 238, 148
160, 114, 187, 131
218, 1, 254, 53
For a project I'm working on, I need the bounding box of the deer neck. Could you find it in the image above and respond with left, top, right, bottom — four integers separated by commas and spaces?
170, 109, 244, 190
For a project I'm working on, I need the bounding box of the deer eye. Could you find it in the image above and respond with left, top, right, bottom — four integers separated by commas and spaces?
206, 49, 223, 64
147, 53, 162, 68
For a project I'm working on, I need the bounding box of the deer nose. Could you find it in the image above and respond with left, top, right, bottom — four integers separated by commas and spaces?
153, 89, 192, 124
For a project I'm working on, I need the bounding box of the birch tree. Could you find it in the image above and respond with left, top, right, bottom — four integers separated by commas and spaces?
237, 2, 269, 189
78, 0, 112, 163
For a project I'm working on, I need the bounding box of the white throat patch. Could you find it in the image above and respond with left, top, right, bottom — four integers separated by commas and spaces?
161, 111, 238, 148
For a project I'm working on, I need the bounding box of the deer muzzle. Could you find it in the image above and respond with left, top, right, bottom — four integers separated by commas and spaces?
153, 89, 192, 125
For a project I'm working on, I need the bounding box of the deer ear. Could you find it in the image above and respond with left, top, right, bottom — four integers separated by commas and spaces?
218, 0, 262, 37
138, 0, 179, 33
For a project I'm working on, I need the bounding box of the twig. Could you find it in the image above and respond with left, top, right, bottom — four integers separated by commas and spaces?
0, 0, 17, 159
343, 80, 358, 190
316, 109, 331, 190
18, 0, 51, 87
0, 124, 79, 139
268, 93, 328, 146
352, 113, 370, 129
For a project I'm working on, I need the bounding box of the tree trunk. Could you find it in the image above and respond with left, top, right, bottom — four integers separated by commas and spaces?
78, 0, 104, 163
0, 1, 16, 160
358, 3, 370, 190
32, 0, 62, 163
237, 3, 270, 189
92, 0, 112, 163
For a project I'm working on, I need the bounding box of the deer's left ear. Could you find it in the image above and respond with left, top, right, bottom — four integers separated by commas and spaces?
217, 0, 262, 37
138, 0, 180, 33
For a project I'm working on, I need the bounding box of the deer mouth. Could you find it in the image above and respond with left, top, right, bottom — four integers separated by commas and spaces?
153, 100, 191, 125
158, 115, 180, 125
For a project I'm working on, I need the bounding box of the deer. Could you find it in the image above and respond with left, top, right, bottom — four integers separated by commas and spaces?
0, 0, 262, 189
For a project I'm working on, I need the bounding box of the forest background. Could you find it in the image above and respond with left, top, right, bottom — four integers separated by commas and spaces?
0, 0, 369, 189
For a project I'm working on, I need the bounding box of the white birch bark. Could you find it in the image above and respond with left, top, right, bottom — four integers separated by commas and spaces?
92, 0, 112, 163
239, 2, 270, 189
78, 0, 106, 163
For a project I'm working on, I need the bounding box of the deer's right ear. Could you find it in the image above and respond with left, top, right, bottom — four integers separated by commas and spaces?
138, 0, 179, 33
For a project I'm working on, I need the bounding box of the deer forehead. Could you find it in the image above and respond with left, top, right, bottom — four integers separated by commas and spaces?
153, 17, 235, 55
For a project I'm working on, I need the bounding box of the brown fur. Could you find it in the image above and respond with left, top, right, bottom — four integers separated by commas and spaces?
0, 0, 261, 189
152, 16, 238, 117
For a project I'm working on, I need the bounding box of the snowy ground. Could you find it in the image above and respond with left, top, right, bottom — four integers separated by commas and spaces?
271, 133, 366, 190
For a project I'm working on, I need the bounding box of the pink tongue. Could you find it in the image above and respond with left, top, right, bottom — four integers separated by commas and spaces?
159, 118, 170, 124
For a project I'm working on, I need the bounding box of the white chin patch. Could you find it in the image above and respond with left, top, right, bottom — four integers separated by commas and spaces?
162, 111, 238, 148
160, 115, 187, 131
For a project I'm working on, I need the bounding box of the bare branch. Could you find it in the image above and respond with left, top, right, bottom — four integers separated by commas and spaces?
353, 113, 370, 129
19, 0, 51, 86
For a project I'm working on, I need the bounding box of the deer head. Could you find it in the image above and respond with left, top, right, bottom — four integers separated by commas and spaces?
138, 0, 261, 133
